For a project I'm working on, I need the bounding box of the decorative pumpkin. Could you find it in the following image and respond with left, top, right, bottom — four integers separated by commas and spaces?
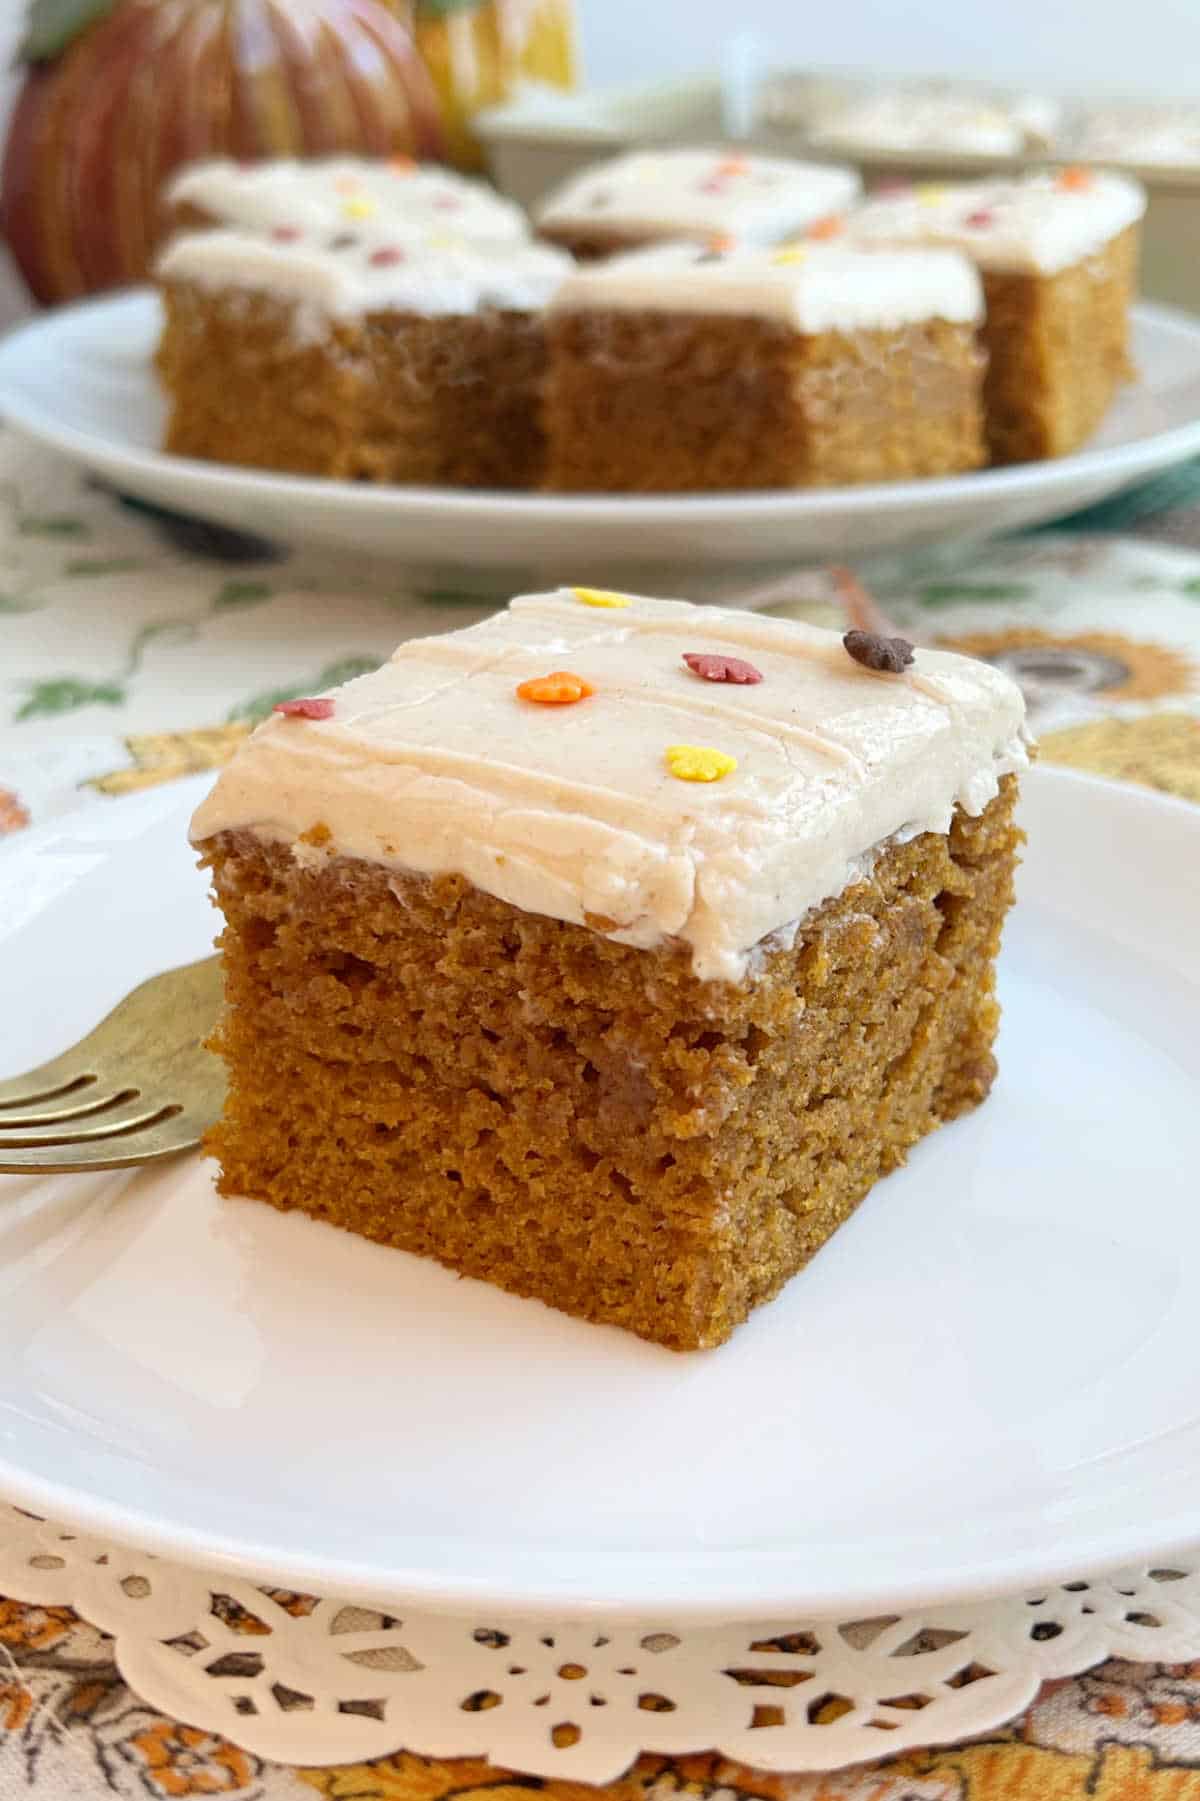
2, 0, 449, 303
405, 0, 576, 167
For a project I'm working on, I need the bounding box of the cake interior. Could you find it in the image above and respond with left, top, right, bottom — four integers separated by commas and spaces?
542, 311, 986, 491
201, 778, 1019, 1352
157, 286, 550, 487
981, 224, 1138, 463
157, 286, 376, 479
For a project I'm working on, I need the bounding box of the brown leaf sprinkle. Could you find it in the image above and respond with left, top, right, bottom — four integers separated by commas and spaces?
843, 630, 915, 674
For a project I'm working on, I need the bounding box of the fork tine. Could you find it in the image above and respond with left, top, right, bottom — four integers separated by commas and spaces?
0, 1064, 99, 1110
0, 957, 222, 1109
0, 1127, 204, 1174
0, 1098, 182, 1149
0, 1086, 139, 1127
0, 955, 225, 1176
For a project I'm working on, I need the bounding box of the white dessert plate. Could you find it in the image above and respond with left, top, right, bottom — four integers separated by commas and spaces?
2, 290, 1200, 591
1, 764, 1198, 1622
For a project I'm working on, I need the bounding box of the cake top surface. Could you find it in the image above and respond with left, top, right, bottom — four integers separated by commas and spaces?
1075, 105, 1200, 169
156, 226, 573, 321
534, 148, 861, 246
845, 169, 1146, 274
806, 88, 1059, 156
191, 588, 1027, 983
547, 239, 983, 331
166, 156, 531, 243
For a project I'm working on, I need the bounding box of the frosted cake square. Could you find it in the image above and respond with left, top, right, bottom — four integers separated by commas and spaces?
155, 225, 572, 486
542, 242, 987, 491
191, 587, 1028, 1351
165, 156, 532, 245
534, 147, 861, 258
845, 170, 1145, 462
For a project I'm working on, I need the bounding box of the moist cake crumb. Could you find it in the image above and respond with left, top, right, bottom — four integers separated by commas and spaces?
191, 587, 1028, 1349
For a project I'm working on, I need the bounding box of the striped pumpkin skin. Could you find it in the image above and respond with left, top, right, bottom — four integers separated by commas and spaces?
1, 0, 448, 302
405, 0, 576, 166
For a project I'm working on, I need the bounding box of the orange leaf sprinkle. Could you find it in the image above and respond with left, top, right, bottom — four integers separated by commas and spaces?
807, 213, 844, 239
715, 155, 750, 177
1057, 164, 1095, 191
389, 155, 417, 174
517, 670, 595, 706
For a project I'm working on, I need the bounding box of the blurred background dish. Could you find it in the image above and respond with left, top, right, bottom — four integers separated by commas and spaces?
3, 289, 1199, 586
476, 72, 1200, 319
758, 74, 1063, 157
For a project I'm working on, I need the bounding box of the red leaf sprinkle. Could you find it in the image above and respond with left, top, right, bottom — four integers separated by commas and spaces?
964, 208, 994, 228
274, 697, 334, 719
683, 651, 763, 685
272, 226, 301, 242
369, 246, 406, 266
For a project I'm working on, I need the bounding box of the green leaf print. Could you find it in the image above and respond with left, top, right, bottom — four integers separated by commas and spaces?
417, 588, 502, 607
125, 620, 198, 676
413, 0, 484, 17
916, 581, 1034, 606
64, 557, 147, 577
1180, 577, 1200, 597
0, 592, 40, 614
15, 677, 125, 722
16, 514, 91, 539
212, 580, 273, 611
229, 656, 381, 726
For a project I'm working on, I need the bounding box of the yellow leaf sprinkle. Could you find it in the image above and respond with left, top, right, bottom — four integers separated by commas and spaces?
916, 184, 947, 206
572, 587, 632, 610
343, 197, 376, 219
666, 744, 738, 783
772, 243, 807, 265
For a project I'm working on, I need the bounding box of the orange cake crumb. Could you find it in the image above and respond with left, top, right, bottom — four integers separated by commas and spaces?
190, 589, 1028, 1349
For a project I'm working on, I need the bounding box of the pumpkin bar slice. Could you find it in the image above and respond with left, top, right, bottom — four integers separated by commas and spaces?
844, 169, 1146, 462
165, 155, 532, 245
191, 587, 1028, 1351
542, 241, 986, 491
155, 224, 572, 486
534, 146, 860, 258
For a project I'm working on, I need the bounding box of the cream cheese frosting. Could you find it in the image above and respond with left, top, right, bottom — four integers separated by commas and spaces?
808, 89, 1060, 157
534, 148, 861, 247
758, 76, 1059, 155
190, 589, 1028, 983
1074, 105, 1200, 170
156, 227, 574, 321
845, 171, 1146, 275
547, 240, 983, 331
167, 156, 531, 243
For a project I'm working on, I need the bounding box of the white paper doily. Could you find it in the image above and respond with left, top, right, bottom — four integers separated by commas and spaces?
4, 1508, 1200, 1782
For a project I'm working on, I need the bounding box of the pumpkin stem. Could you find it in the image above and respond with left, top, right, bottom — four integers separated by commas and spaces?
19, 0, 121, 64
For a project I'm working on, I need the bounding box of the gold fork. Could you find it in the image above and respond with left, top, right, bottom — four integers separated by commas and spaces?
0, 957, 225, 1174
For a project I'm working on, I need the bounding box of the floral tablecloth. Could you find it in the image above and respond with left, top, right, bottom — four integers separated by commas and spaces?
4, 431, 1200, 1799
